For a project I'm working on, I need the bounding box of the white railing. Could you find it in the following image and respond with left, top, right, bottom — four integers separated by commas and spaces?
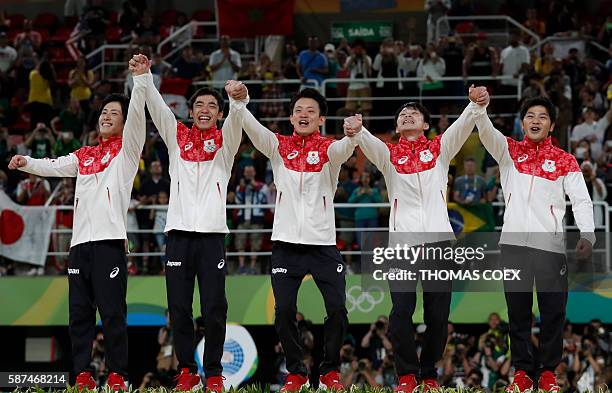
529, 35, 610, 57
319, 75, 521, 134
157, 21, 220, 61
40, 201, 611, 271
85, 44, 131, 82
435, 15, 541, 47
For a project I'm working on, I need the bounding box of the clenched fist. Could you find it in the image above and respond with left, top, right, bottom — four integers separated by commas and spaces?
343, 114, 363, 137
8, 155, 27, 170
225, 80, 248, 101
129, 54, 151, 77
468, 84, 489, 107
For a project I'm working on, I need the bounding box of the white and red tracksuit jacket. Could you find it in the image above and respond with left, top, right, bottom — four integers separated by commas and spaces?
144, 76, 243, 233
19, 73, 149, 247
236, 106, 357, 245
354, 102, 486, 243
475, 111, 595, 253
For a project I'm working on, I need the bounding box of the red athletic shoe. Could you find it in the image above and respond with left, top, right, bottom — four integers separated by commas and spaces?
421, 377, 440, 392
281, 373, 309, 392
506, 370, 534, 393
106, 372, 127, 391
75, 371, 96, 391
175, 368, 203, 391
319, 370, 344, 391
538, 371, 560, 392
394, 374, 418, 393
206, 375, 225, 393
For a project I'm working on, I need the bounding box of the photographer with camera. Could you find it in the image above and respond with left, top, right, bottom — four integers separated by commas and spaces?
575, 335, 605, 392
443, 335, 473, 387
471, 327, 510, 390
361, 317, 393, 370
342, 39, 372, 121
24, 122, 55, 159
344, 358, 380, 388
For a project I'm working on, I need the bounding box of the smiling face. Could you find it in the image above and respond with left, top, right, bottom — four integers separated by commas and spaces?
289, 97, 325, 136
190, 94, 223, 130
521, 105, 554, 143
396, 106, 429, 137
98, 101, 125, 139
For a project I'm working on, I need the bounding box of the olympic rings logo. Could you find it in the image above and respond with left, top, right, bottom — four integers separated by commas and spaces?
345, 285, 385, 313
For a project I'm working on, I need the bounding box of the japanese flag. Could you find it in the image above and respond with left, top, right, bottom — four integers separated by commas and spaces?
0, 191, 55, 266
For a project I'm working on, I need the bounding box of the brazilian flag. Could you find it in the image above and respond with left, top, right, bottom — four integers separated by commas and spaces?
447, 202, 495, 233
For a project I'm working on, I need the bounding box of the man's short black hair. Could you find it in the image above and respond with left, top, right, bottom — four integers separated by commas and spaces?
394, 102, 431, 126
520, 96, 556, 123
100, 93, 129, 121
189, 87, 225, 111
290, 88, 328, 116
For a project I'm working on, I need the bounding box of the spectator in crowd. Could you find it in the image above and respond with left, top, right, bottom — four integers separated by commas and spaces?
417, 43, 446, 112
323, 43, 342, 118
463, 33, 499, 82
138, 160, 170, 273
68, 57, 95, 111
471, 326, 510, 390
209, 35, 241, 84
523, 8, 546, 39
335, 165, 356, 266
282, 41, 299, 80
13, 19, 42, 54
25, 123, 55, 159
499, 32, 530, 94
234, 165, 267, 275
16, 173, 50, 205
171, 46, 201, 81
344, 358, 380, 388
570, 106, 611, 161
51, 178, 75, 272
360, 316, 392, 370
150, 190, 169, 270
27, 60, 56, 128
349, 172, 382, 248
521, 73, 548, 101
574, 335, 606, 392
90, 331, 107, 384
581, 161, 607, 227
534, 42, 556, 77
53, 129, 81, 157
52, 98, 87, 140
0, 31, 17, 77
404, 44, 422, 78
151, 52, 171, 76
439, 35, 465, 99
546, 0, 577, 36
132, 12, 160, 46
464, 369, 484, 389
168, 12, 192, 50
257, 54, 283, 119
442, 338, 473, 387
372, 37, 406, 128
453, 158, 487, 205
377, 353, 397, 388
297, 35, 328, 88
343, 39, 372, 120
126, 194, 141, 272
339, 343, 357, 386
118, 1, 140, 36
425, 0, 451, 44
156, 309, 177, 375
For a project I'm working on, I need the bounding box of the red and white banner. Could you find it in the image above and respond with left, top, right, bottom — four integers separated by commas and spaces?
0, 191, 55, 266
